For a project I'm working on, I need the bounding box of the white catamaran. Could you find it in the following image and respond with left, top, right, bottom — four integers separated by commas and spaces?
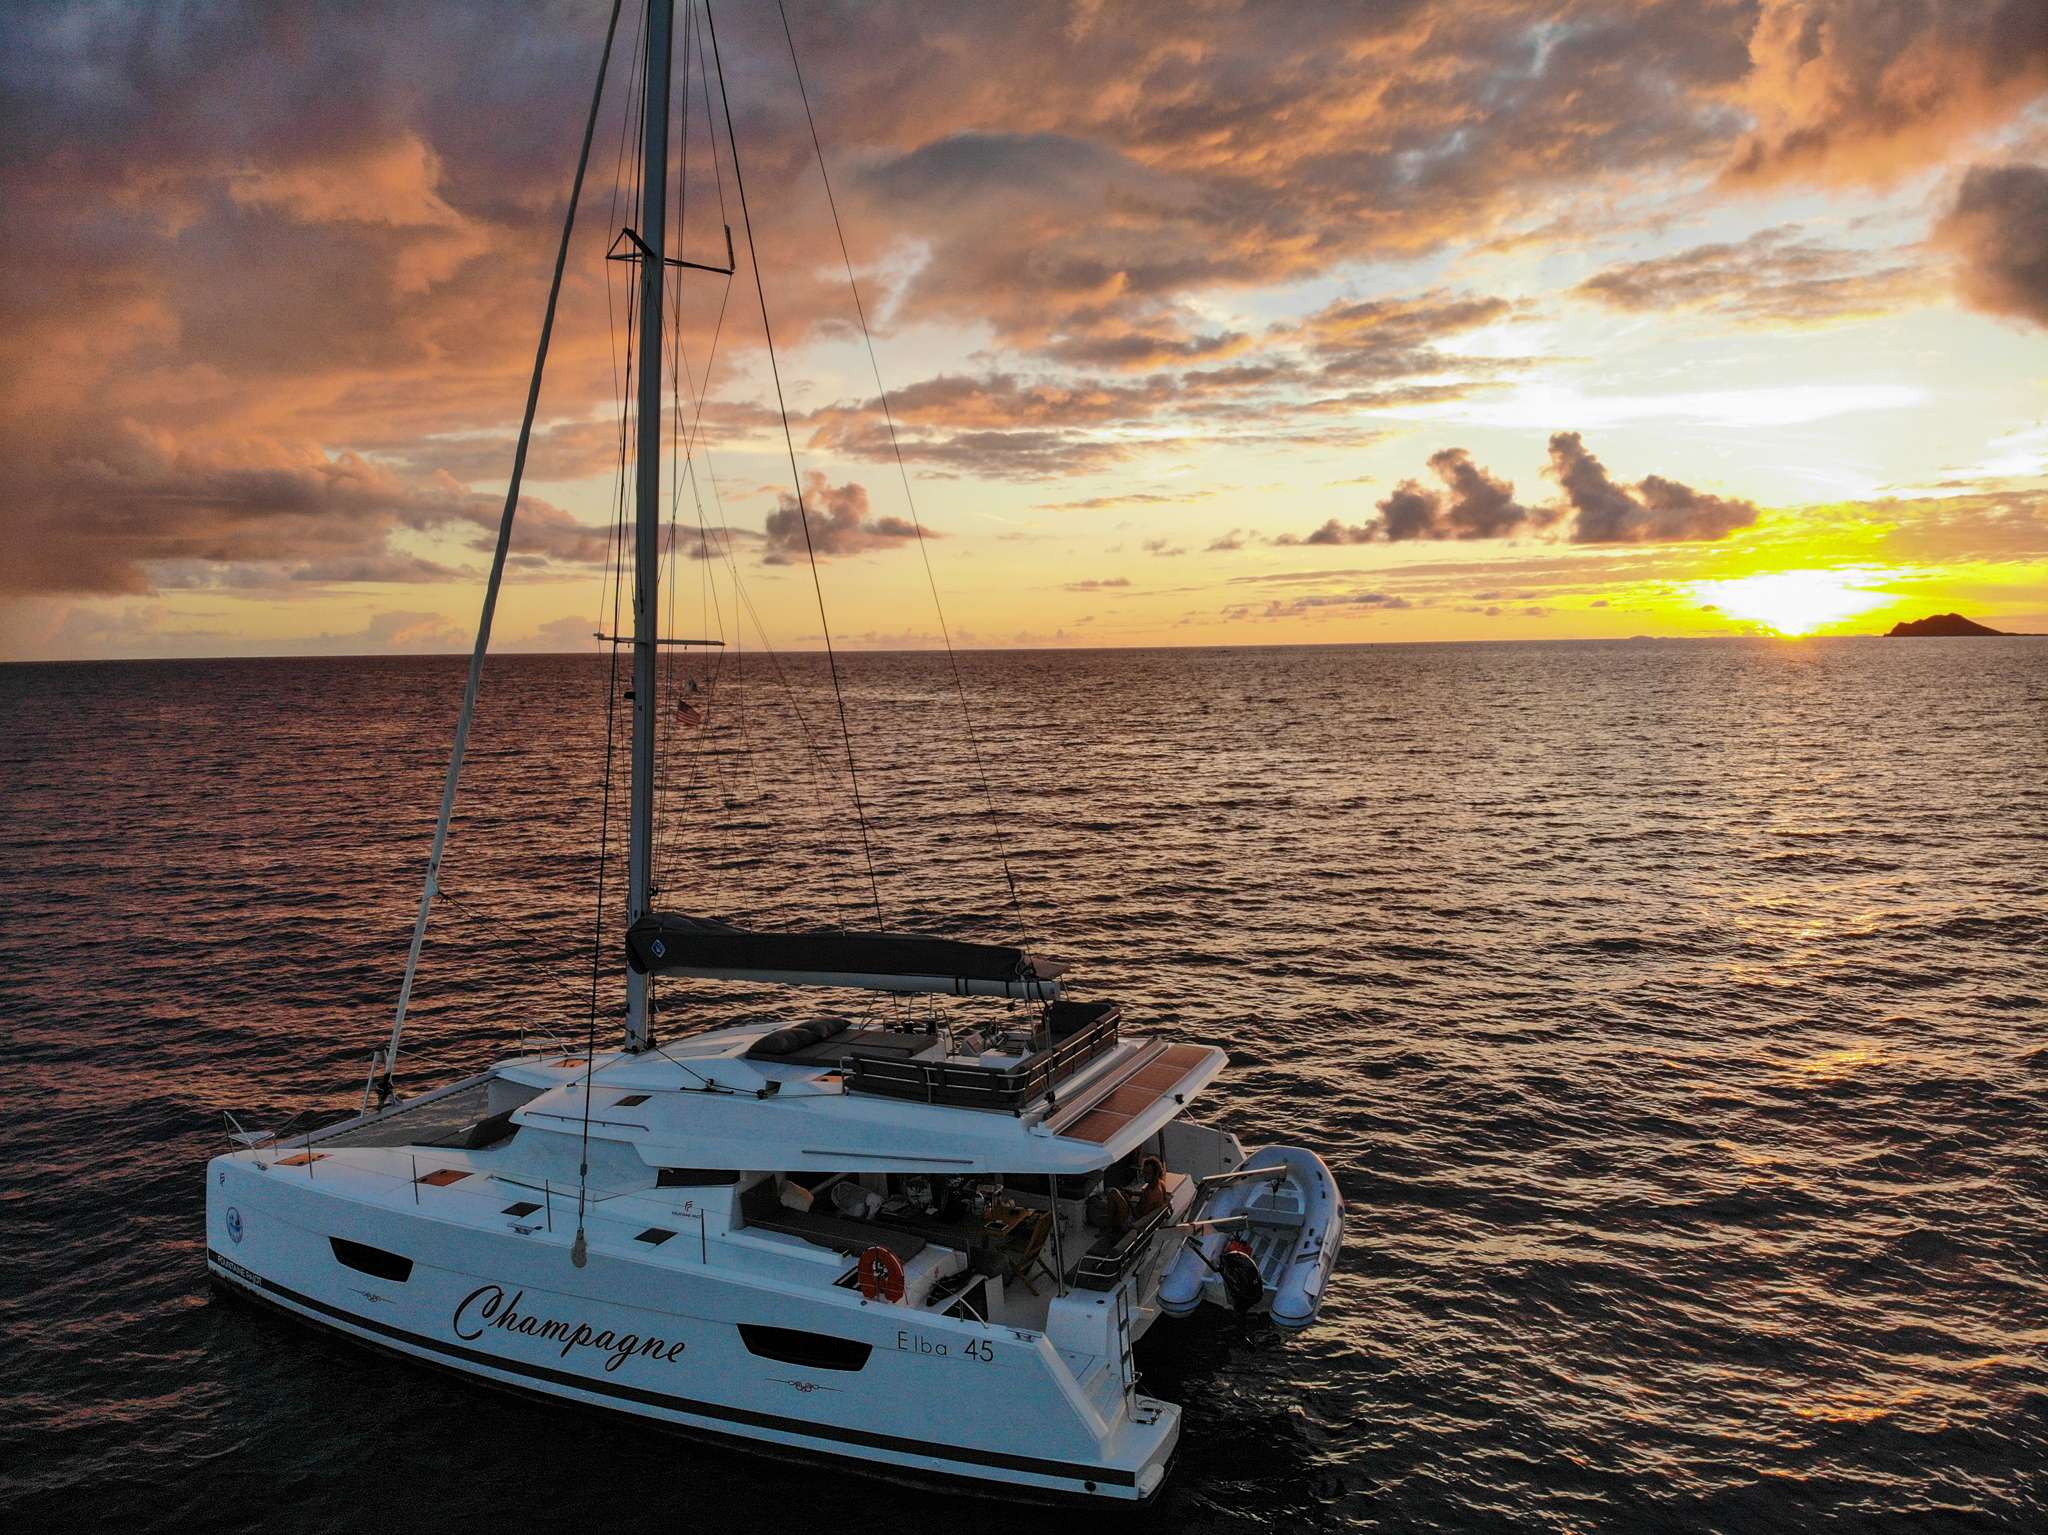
205, 0, 1341, 1502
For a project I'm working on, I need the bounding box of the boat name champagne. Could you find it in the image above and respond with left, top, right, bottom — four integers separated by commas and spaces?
452, 1284, 689, 1371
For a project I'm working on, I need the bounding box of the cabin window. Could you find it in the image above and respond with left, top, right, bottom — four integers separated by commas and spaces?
737, 1324, 872, 1372
656, 1167, 739, 1187
635, 1227, 676, 1245
330, 1237, 413, 1283
502, 1201, 542, 1218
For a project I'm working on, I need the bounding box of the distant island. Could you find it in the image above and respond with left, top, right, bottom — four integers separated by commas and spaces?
1885, 613, 2009, 637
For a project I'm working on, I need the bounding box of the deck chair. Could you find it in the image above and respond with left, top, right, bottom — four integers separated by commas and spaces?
1007, 1210, 1060, 1295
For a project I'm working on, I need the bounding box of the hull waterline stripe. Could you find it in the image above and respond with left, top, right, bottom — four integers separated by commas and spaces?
206, 1252, 1137, 1487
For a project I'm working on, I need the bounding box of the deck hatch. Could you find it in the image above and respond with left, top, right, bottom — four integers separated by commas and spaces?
635, 1227, 676, 1245
502, 1201, 543, 1217
415, 1167, 472, 1187
329, 1237, 414, 1283
737, 1323, 872, 1372
614, 1093, 650, 1107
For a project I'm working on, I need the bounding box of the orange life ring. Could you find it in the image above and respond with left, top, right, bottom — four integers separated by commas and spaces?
858, 1244, 905, 1303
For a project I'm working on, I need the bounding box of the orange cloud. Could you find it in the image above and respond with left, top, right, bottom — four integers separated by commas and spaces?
1725, 0, 2048, 186
3, 0, 2043, 644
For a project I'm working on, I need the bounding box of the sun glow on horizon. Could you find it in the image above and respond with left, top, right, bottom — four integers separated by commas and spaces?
1686, 567, 1896, 637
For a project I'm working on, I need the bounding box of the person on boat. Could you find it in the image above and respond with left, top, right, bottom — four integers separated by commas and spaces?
1136, 1156, 1170, 1218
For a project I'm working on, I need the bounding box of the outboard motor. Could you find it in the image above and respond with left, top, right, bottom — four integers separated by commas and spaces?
1219, 1238, 1264, 1316
1159, 1145, 1344, 1330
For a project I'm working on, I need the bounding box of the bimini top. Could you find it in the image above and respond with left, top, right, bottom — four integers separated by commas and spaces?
626, 913, 1065, 1001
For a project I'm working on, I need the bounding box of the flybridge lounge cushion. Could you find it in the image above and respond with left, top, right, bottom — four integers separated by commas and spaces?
747, 1016, 851, 1058
626, 913, 1051, 985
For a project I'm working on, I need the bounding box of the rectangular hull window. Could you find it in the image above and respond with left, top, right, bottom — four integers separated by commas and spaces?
656, 1167, 740, 1187
329, 1237, 414, 1283
737, 1324, 872, 1372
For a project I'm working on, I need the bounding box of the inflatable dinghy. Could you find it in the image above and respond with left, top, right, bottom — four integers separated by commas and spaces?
1159, 1144, 1341, 1329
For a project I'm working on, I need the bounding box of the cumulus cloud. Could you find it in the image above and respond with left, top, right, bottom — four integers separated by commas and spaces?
761, 472, 929, 564
1547, 432, 1761, 543
1725, 0, 2048, 186
1275, 447, 1547, 544
1936, 163, 2048, 329
1272, 437, 1760, 547
1426, 449, 1544, 538
1277, 517, 1378, 548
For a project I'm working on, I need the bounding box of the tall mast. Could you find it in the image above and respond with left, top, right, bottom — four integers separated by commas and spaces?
625, 0, 674, 1052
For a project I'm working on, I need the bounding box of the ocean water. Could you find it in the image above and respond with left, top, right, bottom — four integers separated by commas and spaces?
1, 638, 2044, 1532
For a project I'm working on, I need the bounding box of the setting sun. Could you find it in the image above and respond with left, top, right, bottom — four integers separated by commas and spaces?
1687, 569, 1896, 637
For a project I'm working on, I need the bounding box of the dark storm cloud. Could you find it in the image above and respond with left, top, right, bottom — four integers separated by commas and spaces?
1936, 163, 2048, 329
1547, 432, 1761, 543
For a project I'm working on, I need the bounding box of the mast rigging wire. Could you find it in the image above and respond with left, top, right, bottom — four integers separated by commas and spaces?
383, 0, 626, 1093
771, 0, 1029, 938
705, 0, 884, 927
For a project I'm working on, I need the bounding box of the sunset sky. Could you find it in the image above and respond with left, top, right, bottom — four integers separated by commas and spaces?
4, 0, 2046, 660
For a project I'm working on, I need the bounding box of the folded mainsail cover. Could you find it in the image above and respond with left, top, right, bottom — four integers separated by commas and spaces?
626, 914, 1066, 999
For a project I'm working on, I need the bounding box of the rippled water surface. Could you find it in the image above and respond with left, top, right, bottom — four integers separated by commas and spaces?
3, 639, 2045, 1532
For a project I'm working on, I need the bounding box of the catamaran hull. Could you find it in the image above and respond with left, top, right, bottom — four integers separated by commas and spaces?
205, 1161, 1176, 1502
